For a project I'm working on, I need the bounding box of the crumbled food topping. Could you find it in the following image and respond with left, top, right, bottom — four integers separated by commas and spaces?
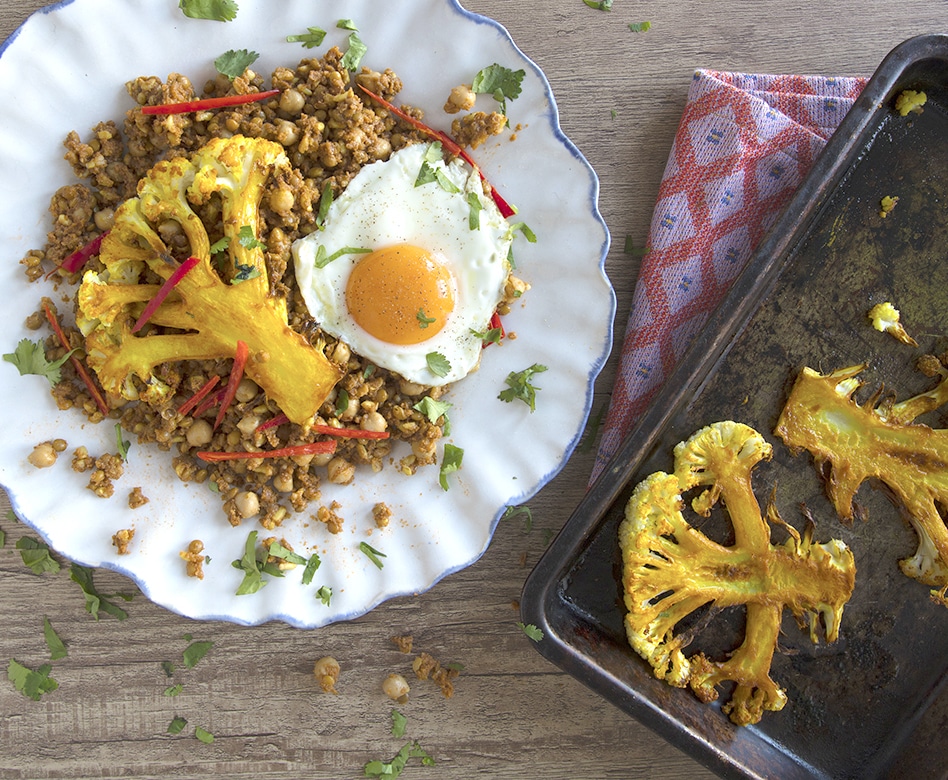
86, 453, 124, 498
895, 89, 927, 116
451, 111, 507, 149
111, 528, 134, 554
390, 634, 413, 654
314, 656, 341, 694
412, 651, 460, 698
128, 486, 149, 508
373, 502, 393, 529
879, 195, 899, 218
180, 539, 206, 579
71, 446, 95, 472
316, 500, 345, 534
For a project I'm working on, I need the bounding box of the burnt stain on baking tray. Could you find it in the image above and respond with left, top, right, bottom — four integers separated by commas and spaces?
522, 34, 948, 780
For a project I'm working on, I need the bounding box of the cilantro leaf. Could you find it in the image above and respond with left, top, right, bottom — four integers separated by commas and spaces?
339, 32, 368, 71
164, 684, 184, 697
314, 245, 372, 269
316, 181, 334, 228
237, 224, 265, 250
337, 18, 358, 31
183, 640, 214, 669
470, 325, 503, 346
334, 388, 350, 418
195, 726, 215, 744
3, 338, 75, 386
178, 0, 238, 22
215, 49, 259, 80
301, 553, 322, 585
0, 527, 5, 548
16, 537, 61, 575
629, 21, 652, 32
416, 309, 436, 329
209, 236, 230, 255
583, 0, 613, 9
167, 716, 188, 735
439, 443, 464, 491
503, 504, 534, 533
43, 618, 68, 661
286, 27, 328, 48
359, 541, 387, 570
391, 708, 407, 738
518, 622, 544, 642
467, 191, 483, 230
115, 423, 131, 461
8, 659, 58, 701
425, 352, 451, 378
69, 563, 131, 620
414, 143, 460, 193
498, 363, 548, 412
364, 741, 435, 778
412, 397, 452, 431
508, 221, 537, 244
472, 63, 526, 115
267, 540, 308, 567
233, 531, 266, 595
316, 585, 332, 605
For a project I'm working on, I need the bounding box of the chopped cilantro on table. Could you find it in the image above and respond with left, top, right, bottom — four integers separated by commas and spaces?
43, 618, 67, 661
7, 659, 58, 701
215, 49, 259, 80
16, 537, 61, 575
518, 621, 544, 642
316, 585, 332, 606
164, 684, 184, 697
3, 338, 75, 386
167, 716, 188, 735
115, 423, 131, 461
287, 26, 328, 48
584, 0, 613, 8
498, 363, 548, 412
69, 563, 132, 620
301, 552, 322, 585
0, 527, 5, 548
178, 0, 238, 22
337, 18, 359, 31
439, 444, 464, 491
504, 504, 534, 533
195, 726, 215, 744
391, 709, 408, 738
472, 63, 525, 116
183, 640, 214, 669
364, 741, 435, 778
629, 21, 652, 32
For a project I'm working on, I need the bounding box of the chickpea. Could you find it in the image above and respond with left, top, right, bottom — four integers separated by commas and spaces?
27, 442, 57, 469
398, 379, 427, 396
330, 341, 350, 366
382, 673, 410, 703
157, 219, 183, 243
313, 656, 340, 694
94, 207, 115, 232
268, 185, 296, 215
274, 119, 300, 148
186, 419, 214, 448
236, 414, 261, 436
279, 88, 306, 116
273, 470, 294, 493
235, 377, 259, 403
443, 84, 476, 114
326, 456, 355, 485
234, 490, 260, 519
360, 411, 387, 434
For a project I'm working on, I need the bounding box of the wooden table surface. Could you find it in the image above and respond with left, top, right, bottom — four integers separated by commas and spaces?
0, 2, 944, 778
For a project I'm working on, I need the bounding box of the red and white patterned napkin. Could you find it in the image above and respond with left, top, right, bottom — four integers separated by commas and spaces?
591, 70, 867, 482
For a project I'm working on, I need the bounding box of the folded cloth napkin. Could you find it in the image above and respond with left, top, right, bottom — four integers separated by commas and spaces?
591, 69, 867, 482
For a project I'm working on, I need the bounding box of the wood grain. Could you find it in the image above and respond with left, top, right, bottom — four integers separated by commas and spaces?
0, 2, 944, 778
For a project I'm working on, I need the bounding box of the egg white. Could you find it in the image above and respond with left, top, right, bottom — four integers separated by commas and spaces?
292, 142, 512, 386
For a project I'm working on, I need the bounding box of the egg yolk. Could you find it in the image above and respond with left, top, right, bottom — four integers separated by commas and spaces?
346, 244, 455, 345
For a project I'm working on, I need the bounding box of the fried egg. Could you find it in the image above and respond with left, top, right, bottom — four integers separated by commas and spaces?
292, 142, 513, 386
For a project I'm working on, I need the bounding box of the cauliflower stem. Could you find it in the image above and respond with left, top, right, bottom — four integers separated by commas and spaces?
77, 135, 342, 423
620, 421, 856, 726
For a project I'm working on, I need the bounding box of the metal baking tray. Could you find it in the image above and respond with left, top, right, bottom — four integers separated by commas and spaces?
521, 34, 948, 780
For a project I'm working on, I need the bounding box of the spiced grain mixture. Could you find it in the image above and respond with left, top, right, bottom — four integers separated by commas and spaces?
20, 48, 500, 529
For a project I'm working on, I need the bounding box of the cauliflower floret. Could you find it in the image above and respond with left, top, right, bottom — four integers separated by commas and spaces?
868, 301, 917, 346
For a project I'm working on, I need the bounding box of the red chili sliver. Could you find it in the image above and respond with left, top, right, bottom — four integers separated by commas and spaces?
214, 340, 249, 431
196, 440, 337, 462
481, 311, 505, 349
131, 255, 200, 334
45, 231, 109, 280
256, 412, 289, 432
357, 85, 516, 218
311, 424, 390, 440
177, 375, 221, 416
43, 302, 110, 417
141, 89, 280, 116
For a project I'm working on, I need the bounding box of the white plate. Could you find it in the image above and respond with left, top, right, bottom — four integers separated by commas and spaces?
0, 0, 614, 627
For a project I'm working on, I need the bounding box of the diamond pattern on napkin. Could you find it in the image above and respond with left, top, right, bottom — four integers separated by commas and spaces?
592, 69, 867, 481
